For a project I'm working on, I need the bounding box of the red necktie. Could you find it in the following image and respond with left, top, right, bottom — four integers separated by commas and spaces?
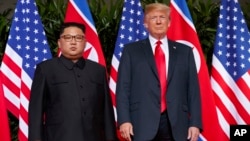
154, 41, 167, 113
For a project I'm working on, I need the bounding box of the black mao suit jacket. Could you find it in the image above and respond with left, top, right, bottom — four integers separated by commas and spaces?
28, 55, 117, 141
116, 38, 202, 141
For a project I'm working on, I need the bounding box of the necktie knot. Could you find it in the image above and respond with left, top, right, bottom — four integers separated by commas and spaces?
156, 40, 162, 46
155, 40, 163, 57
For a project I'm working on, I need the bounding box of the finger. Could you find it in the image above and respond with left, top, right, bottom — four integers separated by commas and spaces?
120, 130, 126, 139
129, 126, 134, 136
189, 132, 199, 141
190, 136, 198, 141
187, 130, 191, 140
120, 130, 130, 141
127, 136, 132, 141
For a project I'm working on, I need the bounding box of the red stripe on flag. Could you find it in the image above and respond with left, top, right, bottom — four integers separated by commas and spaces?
5, 99, 19, 118
21, 81, 30, 100
20, 106, 28, 126
109, 67, 118, 107
2, 55, 22, 76
1, 73, 20, 98
0, 79, 11, 141
237, 78, 250, 101
109, 90, 116, 108
18, 131, 27, 141
110, 66, 118, 83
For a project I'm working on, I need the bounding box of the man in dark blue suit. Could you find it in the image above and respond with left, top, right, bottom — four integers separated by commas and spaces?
28, 22, 117, 141
116, 3, 202, 141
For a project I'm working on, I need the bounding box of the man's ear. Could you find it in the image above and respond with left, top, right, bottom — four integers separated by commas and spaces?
144, 23, 148, 28
57, 40, 61, 48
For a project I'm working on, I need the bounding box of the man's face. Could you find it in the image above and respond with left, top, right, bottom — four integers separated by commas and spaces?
58, 26, 86, 61
144, 9, 170, 39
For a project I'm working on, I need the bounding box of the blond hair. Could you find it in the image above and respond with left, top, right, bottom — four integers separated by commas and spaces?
144, 3, 171, 19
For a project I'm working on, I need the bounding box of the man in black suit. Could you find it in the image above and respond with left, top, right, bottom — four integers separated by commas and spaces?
116, 3, 202, 141
28, 22, 117, 141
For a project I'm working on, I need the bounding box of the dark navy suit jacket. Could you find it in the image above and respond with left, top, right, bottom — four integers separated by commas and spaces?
116, 38, 202, 141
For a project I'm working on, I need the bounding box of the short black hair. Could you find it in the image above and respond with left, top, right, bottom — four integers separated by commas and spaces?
58, 22, 86, 39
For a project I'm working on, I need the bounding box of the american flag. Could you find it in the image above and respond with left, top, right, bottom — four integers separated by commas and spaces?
167, 0, 226, 140
108, 0, 147, 139
59, 0, 106, 66
0, 0, 52, 140
211, 0, 250, 140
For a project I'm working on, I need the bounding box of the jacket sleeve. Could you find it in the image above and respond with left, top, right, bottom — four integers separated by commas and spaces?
28, 65, 46, 141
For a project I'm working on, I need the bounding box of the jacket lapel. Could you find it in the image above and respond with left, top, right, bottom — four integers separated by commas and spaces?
167, 39, 178, 84
141, 38, 159, 79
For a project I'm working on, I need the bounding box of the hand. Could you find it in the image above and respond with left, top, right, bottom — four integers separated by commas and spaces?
119, 122, 134, 141
187, 126, 200, 141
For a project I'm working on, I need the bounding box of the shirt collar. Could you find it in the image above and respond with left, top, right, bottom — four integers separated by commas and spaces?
59, 55, 85, 70
148, 35, 168, 52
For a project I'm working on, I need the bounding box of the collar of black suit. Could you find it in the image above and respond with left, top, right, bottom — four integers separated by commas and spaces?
59, 55, 85, 70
